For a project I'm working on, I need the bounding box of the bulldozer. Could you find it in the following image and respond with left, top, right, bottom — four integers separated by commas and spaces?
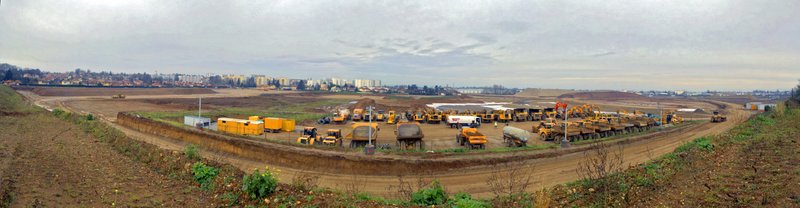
322, 129, 343, 147
456, 128, 486, 149
297, 127, 321, 145
386, 110, 397, 124
395, 122, 424, 150
711, 111, 727, 123
111, 94, 126, 99
346, 123, 379, 148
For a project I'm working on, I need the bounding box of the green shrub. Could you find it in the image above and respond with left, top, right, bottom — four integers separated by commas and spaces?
84, 113, 94, 120
191, 162, 219, 191
450, 192, 490, 208
52, 108, 65, 117
184, 144, 200, 160
411, 180, 447, 206
221, 192, 240, 207
675, 137, 713, 153
242, 168, 278, 199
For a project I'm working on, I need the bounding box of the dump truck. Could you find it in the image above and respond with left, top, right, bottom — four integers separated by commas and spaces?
496, 110, 514, 123
529, 109, 544, 121
547, 122, 596, 142
375, 110, 386, 121
347, 123, 379, 148
502, 126, 529, 147
332, 109, 349, 124
413, 111, 426, 123
352, 109, 364, 121
111, 94, 126, 99
427, 111, 442, 124
395, 122, 424, 150
446, 115, 481, 128
322, 129, 343, 147
711, 111, 727, 123
456, 128, 486, 149
513, 108, 530, 122
297, 127, 320, 145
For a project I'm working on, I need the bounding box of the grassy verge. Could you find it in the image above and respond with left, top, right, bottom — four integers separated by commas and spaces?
548, 108, 800, 207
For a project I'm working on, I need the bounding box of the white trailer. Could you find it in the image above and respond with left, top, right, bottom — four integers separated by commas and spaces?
446, 116, 482, 128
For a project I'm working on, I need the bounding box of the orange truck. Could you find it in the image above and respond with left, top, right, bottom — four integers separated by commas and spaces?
456, 128, 487, 149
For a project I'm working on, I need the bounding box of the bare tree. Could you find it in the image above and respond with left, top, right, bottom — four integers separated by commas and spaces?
486, 153, 536, 199
576, 142, 626, 205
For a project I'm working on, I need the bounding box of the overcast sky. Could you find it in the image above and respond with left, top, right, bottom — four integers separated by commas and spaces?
1, 0, 798, 90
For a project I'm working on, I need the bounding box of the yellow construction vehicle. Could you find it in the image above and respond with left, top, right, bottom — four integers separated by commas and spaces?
346, 123, 380, 148
111, 94, 126, 99
496, 110, 514, 123
322, 129, 343, 147
332, 109, 349, 124
386, 110, 397, 124
711, 111, 726, 123
427, 111, 442, 124
297, 127, 320, 145
513, 108, 530, 122
375, 110, 386, 121
413, 111, 426, 123
456, 128, 487, 149
352, 109, 364, 121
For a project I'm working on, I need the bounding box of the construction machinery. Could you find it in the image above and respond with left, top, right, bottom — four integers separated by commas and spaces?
375, 110, 386, 121
352, 108, 364, 121
413, 111, 426, 123
502, 126, 530, 147
548, 121, 596, 141
427, 111, 442, 124
111, 94, 126, 99
395, 122, 425, 150
529, 108, 544, 121
456, 127, 487, 149
297, 127, 320, 145
497, 110, 514, 123
386, 110, 398, 124
332, 109, 350, 124
534, 121, 555, 141
346, 123, 379, 148
513, 108, 530, 122
711, 111, 727, 123
322, 129, 343, 147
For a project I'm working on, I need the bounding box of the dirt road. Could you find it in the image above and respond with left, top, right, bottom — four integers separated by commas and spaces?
19, 88, 751, 199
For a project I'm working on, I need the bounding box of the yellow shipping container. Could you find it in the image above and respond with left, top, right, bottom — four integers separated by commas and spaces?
248, 116, 261, 121
281, 119, 296, 132
264, 117, 284, 133
217, 118, 264, 136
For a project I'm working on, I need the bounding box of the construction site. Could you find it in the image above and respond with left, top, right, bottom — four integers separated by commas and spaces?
11, 87, 749, 201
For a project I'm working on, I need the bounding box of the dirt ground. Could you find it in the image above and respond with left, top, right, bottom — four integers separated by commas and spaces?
0, 113, 209, 207
16, 87, 751, 199
28, 87, 216, 96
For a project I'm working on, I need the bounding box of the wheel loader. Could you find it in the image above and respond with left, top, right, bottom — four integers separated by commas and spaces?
322, 129, 343, 147
297, 127, 321, 145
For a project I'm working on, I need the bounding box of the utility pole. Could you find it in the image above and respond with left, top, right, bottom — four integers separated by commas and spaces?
365, 105, 375, 155
562, 106, 569, 147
